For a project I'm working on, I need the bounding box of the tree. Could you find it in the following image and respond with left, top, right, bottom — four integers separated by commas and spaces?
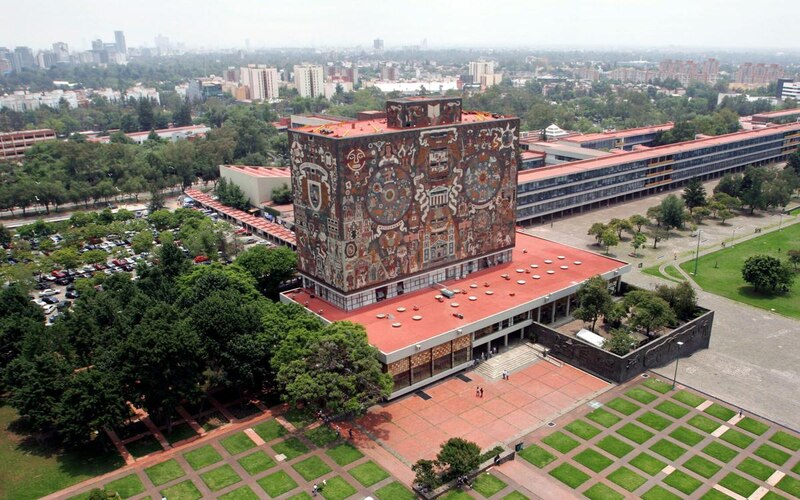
660, 194, 686, 230
131, 231, 155, 254
148, 188, 165, 213
81, 249, 109, 265
646, 205, 663, 227
606, 328, 635, 355
587, 222, 607, 246
600, 229, 619, 254
274, 321, 392, 419
650, 227, 668, 249
571, 275, 613, 332
412, 459, 440, 491
630, 232, 647, 256
609, 218, 633, 238
50, 247, 81, 270
271, 183, 293, 205
691, 206, 711, 224
629, 214, 649, 233
682, 178, 707, 210
739, 167, 768, 214
174, 99, 193, 127
786, 150, 800, 176
136, 98, 155, 131
717, 208, 733, 224
436, 438, 482, 480
788, 249, 800, 271
624, 290, 676, 338
741, 255, 795, 293
235, 245, 297, 298
654, 281, 697, 321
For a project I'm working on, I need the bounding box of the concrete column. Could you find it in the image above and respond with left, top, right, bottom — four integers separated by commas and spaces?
565, 294, 571, 317
550, 302, 556, 324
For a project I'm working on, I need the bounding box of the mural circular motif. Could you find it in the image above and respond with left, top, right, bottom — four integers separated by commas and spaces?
463, 156, 501, 204
366, 165, 413, 225
344, 242, 357, 258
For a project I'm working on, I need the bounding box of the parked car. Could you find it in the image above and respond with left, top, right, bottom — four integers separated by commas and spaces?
56, 300, 72, 310
66, 290, 80, 299
42, 296, 59, 304
43, 305, 56, 315
32, 298, 46, 306
39, 289, 60, 297
194, 255, 209, 264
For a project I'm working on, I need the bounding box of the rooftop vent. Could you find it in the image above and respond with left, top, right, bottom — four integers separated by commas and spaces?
440, 289, 456, 298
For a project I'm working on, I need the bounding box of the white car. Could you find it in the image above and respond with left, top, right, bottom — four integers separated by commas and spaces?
43, 305, 56, 315
32, 298, 46, 306
39, 289, 60, 297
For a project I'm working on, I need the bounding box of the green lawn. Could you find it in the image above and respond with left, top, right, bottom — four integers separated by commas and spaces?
518, 443, 556, 468
326, 443, 364, 466
252, 419, 287, 442
293, 456, 333, 481
642, 264, 682, 284
160, 479, 202, 500
616, 423, 654, 444
735, 417, 770, 436
606, 466, 646, 492
718, 472, 759, 497
201, 464, 242, 491
583, 483, 624, 500
664, 265, 686, 282
586, 408, 621, 428
573, 449, 614, 473
104, 474, 145, 499
348, 460, 389, 487
776, 475, 800, 498
305, 425, 340, 447
669, 426, 705, 447
637, 412, 673, 431
183, 444, 223, 470
596, 436, 634, 458
641, 485, 682, 500
736, 457, 775, 481
238, 450, 276, 475
472, 473, 508, 498
719, 429, 755, 449
164, 423, 199, 445
286, 493, 314, 500
643, 378, 673, 394
705, 403, 737, 421
672, 390, 706, 408
549, 463, 590, 488
375, 481, 416, 500
770, 431, 800, 451
688, 414, 721, 433
793, 460, 800, 474
502, 492, 530, 500
679, 222, 800, 318
219, 485, 260, 500
0, 404, 126, 500
257, 470, 298, 497
629, 452, 666, 475
626, 388, 658, 404
702, 442, 739, 463
754, 443, 791, 466
541, 431, 580, 453
649, 439, 687, 461
664, 470, 702, 495
145, 459, 186, 486
655, 401, 690, 419
125, 435, 163, 458
220, 432, 256, 455
699, 489, 733, 500
439, 490, 473, 500
683, 455, 721, 479
282, 407, 315, 429
320, 475, 357, 500
605, 397, 640, 416
564, 419, 601, 439
272, 437, 310, 460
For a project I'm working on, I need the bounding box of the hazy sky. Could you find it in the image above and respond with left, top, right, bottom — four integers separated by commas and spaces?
2, 0, 798, 52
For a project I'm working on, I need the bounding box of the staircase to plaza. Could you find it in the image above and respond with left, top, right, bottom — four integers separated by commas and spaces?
475, 342, 562, 380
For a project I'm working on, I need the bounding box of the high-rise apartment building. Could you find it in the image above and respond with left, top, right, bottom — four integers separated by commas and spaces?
734, 63, 784, 85
114, 31, 127, 55
469, 60, 502, 88
240, 64, 280, 101
380, 64, 398, 81
11, 47, 35, 72
373, 38, 384, 51
294, 64, 324, 98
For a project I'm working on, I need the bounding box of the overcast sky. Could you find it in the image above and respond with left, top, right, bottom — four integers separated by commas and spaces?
2, 0, 797, 52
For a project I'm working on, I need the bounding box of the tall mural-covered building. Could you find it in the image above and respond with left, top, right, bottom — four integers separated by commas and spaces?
288, 97, 520, 310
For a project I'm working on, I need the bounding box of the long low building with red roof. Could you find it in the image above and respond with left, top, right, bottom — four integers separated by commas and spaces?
282, 231, 629, 398
558, 122, 674, 150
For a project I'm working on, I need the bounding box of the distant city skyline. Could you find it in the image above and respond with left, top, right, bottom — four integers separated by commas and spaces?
1, 0, 798, 53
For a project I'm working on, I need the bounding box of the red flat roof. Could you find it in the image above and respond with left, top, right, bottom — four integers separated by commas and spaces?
521, 151, 546, 159
290, 110, 512, 139
561, 123, 674, 143
223, 165, 291, 178
284, 232, 627, 355
518, 122, 800, 184
752, 108, 800, 119
184, 189, 296, 246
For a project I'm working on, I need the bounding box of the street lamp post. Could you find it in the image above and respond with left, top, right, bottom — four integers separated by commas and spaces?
672, 341, 685, 390
731, 226, 742, 248
693, 229, 701, 276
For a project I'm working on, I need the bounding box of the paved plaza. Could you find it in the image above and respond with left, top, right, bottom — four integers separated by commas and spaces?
509, 373, 800, 499
357, 359, 610, 466
523, 181, 800, 430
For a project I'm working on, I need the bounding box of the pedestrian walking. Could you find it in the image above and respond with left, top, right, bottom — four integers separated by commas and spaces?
348, 428, 353, 439
739, 409, 743, 418
505, 370, 510, 381
312, 484, 318, 496
479, 387, 484, 398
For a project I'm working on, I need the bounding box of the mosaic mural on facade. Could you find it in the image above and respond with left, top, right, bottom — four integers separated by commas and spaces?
289, 99, 520, 296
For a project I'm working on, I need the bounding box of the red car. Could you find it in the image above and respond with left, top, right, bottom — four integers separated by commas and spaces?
93, 263, 107, 270
194, 255, 209, 263
112, 259, 126, 266
51, 270, 67, 278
